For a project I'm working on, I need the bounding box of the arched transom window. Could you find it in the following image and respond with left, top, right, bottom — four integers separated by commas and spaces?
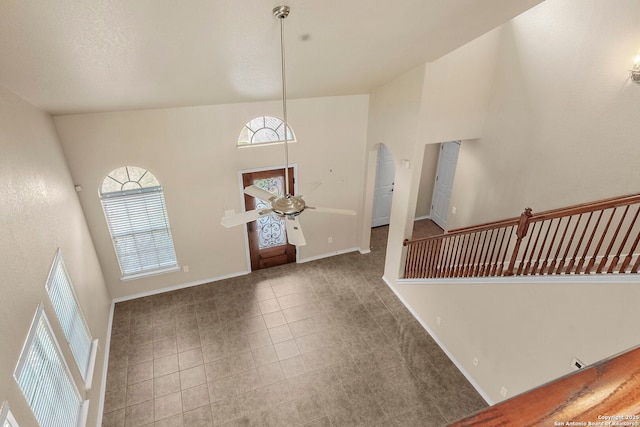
237, 115, 296, 146
99, 166, 178, 279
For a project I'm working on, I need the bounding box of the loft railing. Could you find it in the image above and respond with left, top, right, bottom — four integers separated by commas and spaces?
403, 194, 640, 279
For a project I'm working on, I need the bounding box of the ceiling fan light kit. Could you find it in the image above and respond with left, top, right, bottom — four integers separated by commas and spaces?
220, 5, 357, 247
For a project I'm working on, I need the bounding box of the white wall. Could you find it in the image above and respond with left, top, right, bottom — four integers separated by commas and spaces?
449, 0, 640, 229
362, 64, 427, 275
397, 279, 640, 403
0, 86, 110, 426
365, 26, 501, 283
414, 143, 440, 219
54, 95, 369, 299
391, 0, 640, 404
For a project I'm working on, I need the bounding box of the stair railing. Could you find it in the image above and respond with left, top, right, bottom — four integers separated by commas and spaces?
403, 194, 640, 279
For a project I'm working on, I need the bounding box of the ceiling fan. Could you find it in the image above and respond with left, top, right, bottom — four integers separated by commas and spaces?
220, 5, 356, 246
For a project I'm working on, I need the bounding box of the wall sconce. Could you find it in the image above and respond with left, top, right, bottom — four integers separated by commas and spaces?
630, 55, 640, 84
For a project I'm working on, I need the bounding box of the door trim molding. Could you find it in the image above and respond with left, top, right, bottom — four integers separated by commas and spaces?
430, 141, 460, 230
236, 164, 299, 270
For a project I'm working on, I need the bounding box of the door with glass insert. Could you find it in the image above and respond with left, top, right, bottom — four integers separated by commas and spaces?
242, 168, 296, 270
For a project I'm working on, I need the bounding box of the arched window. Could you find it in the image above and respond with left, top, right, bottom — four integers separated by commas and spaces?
99, 166, 178, 279
237, 115, 296, 146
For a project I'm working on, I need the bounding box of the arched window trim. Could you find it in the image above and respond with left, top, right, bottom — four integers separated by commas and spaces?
99, 166, 179, 280
237, 115, 296, 147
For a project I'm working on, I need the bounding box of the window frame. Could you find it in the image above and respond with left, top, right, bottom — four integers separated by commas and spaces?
45, 249, 98, 388
99, 167, 179, 280
1, 402, 19, 427
237, 115, 296, 147
13, 304, 89, 427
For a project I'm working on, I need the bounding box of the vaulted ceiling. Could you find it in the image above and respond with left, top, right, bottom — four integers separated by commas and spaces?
0, 0, 543, 115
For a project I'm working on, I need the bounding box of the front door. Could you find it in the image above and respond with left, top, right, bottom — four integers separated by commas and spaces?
242, 168, 296, 271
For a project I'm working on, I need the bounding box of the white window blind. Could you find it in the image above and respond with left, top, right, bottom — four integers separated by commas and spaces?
45, 250, 96, 384
14, 305, 88, 427
101, 187, 178, 277
1, 402, 19, 427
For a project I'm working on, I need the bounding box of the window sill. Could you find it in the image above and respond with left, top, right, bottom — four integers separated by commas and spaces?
237, 140, 297, 149
83, 339, 99, 391
120, 265, 180, 282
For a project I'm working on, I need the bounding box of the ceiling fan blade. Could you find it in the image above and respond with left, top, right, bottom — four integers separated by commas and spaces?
244, 185, 277, 202
221, 209, 270, 228
306, 206, 357, 216
285, 216, 307, 246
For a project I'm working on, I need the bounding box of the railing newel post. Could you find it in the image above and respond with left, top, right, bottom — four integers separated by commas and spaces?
505, 207, 533, 276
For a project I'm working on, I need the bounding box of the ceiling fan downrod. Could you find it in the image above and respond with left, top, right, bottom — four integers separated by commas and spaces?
274, 5, 291, 197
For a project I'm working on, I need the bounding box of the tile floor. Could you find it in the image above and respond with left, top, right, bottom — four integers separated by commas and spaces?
102, 224, 486, 427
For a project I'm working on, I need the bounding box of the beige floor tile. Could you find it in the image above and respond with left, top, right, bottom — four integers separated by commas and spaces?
125, 399, 154, 427
104, 387, 127, 413
102, 407, 125, 427
267, 324, 293, 344
280, 354, 307, 379
154, 413, 183, 427
178, 347, 204, 370
126, 379, 153, 407
154, 338, 178, 359
183, 405, 213, 427
104, 225, 487, 426
251, 345, 278, 367
127, 361, 154, 386
180, 365, 206, 390
176, 332, 201, 352
154, 354, 179, 378
154, 391, 183, 421
246, 329, 272, 349
181, 383, 210, 412
154, 372, 181, 398
128, 342, 154, 365
256, 299, 280, 317
273, 339, 300, 361
262, 311, 287, 329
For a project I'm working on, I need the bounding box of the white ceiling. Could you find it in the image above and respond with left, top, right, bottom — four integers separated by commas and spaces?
0, 0, 543, 115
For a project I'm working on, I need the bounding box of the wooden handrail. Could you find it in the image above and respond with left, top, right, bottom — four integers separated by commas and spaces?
403, 194, 640, 279
448, 345, 640, 426
531, 194, 640, 222
403, 216, 520, 245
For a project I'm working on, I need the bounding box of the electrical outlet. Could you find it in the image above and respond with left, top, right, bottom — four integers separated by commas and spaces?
570, 357, 585, 370
452, 206, 457, 214
473, 357, 479, 367
183, 265, 189, 272
436, 316, 442, 326
500, 386, 508, 398
328, 236, 333, 243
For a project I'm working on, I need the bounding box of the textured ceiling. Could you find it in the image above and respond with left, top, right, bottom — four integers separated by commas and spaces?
0, 0, 543, 115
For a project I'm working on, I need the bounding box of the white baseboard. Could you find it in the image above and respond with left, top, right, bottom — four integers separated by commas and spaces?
414, 215, 431, 221
298, 247, 361, 263
97, 301, 115, 427
381, 275, 494, 406
112, 246, 369, 303
112, 271, 250, 303
359, 248, 371, 254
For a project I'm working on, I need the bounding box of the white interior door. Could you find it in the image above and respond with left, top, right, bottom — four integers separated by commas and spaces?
372, 144, 395, 227
431, 141, 460, 230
